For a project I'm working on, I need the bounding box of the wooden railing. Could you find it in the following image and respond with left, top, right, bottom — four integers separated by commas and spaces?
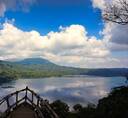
0, 87, 59, 118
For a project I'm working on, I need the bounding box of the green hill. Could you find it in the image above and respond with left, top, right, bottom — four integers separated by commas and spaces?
0, 58, 128, 80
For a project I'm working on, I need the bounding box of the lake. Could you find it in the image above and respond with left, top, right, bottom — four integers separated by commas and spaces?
0, 76, 126, 107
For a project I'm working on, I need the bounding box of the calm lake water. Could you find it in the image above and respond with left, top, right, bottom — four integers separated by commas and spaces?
0, 76, 126, 107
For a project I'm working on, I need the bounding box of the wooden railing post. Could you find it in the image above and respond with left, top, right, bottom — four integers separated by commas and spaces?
25, 86, 28, 102
16, 91, 18, 107
37, 97, 40, 107
6, 97, 10, 109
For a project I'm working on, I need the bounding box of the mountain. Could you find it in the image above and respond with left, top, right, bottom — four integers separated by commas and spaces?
15, 58, 55, 65
0, 58, 128, 80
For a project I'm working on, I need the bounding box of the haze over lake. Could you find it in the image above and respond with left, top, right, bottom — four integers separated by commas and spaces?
0, 76, 126, 107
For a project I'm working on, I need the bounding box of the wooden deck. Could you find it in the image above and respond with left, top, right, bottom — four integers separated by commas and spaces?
0, 87, 59, 118
7, 103, 38, 118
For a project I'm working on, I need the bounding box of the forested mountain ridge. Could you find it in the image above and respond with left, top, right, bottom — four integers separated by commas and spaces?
0, 58, 128, 80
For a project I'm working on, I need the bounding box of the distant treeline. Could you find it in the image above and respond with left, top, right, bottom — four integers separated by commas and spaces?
0, 59, 128, 81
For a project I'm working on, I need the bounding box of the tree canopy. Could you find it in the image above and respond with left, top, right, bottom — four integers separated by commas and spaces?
103, 0, 128, 25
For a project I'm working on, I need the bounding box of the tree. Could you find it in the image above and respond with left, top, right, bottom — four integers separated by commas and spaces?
73, 104, 83, 112
96, 86, 128, 118
103, 0, 128, 25
50, 100, 69, 118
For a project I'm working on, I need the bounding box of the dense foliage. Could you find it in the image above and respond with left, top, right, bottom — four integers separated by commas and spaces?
96, 86, 128, 118
0, 60, 83, 79
50, 86, 128, 118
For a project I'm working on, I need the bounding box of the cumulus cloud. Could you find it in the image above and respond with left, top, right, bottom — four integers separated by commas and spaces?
101, 22, 128, 45
0, 23, 108, 59
42, 25, 109, 58
0, 0, 36, 16
0, 22, 44, 59
111, 24, 128, 45
0, 21, 127, 68
92, 0, 106, 10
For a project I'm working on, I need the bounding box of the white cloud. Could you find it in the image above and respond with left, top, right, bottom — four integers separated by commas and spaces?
42, 25, 109, 58
111, 24, 128, 45
0, 2, 6, 16
101, 22, 128, 46
0, 0, 36, 16
92, 0, 106, 10
0, 21, 127, 68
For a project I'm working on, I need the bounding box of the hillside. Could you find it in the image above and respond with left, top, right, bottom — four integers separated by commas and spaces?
0, 58, 128, 80
15, 58, 54, 65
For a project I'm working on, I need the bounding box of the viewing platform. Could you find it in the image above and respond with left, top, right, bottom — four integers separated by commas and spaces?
0, 87, 59, 118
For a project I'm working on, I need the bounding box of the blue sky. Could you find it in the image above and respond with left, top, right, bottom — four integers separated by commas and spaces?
2, 0, 103, 37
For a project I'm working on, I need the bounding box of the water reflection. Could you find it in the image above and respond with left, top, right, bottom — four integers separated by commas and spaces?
0, 76, 126, 106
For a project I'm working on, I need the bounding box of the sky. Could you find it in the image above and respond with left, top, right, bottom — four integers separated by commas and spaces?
0, 0, 128, 68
